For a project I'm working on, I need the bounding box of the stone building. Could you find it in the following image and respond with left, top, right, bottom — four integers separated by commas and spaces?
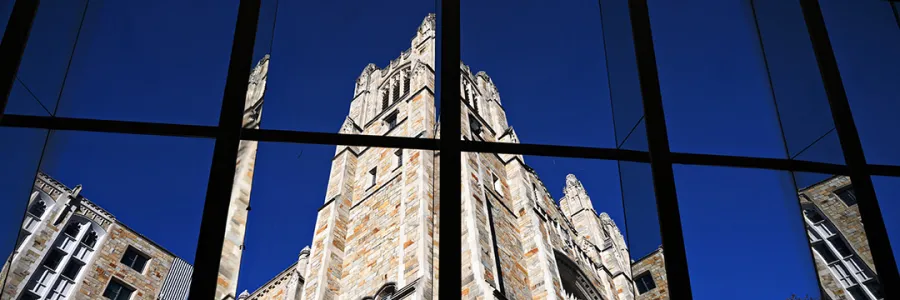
237, 14, 669, 300
0, 55, 269, 300
800, 175, 883, 300
1, 172, 194, 300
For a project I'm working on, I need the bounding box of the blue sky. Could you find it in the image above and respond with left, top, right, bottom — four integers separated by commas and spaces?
1, 0, 899, 299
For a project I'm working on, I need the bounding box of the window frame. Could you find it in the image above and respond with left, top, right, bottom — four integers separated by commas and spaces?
0, 0, 898, 299
120, 246, 150, 274
102, 278, 135, 300
634, 271, 656, 294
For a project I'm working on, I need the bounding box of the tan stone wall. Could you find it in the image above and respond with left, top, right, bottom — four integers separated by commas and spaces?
632, 249, 668, 300
75, 223, 175, 300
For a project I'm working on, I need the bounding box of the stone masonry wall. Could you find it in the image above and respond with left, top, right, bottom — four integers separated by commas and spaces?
76, 223, 175, 300
632, 248, 668, 300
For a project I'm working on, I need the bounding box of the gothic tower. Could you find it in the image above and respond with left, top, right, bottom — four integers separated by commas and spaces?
301, 14, 437, 300
216, 55, 269, 300
560, 174, 634, 300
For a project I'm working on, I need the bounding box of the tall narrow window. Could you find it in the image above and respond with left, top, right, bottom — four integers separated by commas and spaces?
828, 237, 853, 258
81, 230, 98, 248
120, 246, 149, 273
635, 272, 656, 294
382, 89, 389, 110
43, 250, 65, 270
492, 173, 503, 197
403, 73, 410, 97
469, 115, 483, 140
804, 209, 825, 223
814, 243, 839, 263
384, 111, 399, 132
367, 168, 377, 190
102, 279, 134, 300
393, 149, 403, 170
63, 223, 80, 238
60, 261, 83, 280
473, 96, 480, 115
836, 186, 857, 207
392, 79, 400, 103
28, 201, 47, 218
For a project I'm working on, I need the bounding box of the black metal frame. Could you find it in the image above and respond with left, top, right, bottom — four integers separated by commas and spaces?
1, 0, 898, 299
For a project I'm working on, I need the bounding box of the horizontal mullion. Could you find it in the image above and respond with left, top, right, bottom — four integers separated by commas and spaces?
868, 164, 900, 177
0, 114, 219, 138
460, 140, 651, 162
671, 152, 851, 175
242, 128, 440, 151
4, 114, 899, 178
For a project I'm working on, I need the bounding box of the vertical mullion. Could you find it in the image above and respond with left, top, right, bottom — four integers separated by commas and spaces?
627, 0, 693, 298
0, 0, 41, 120
187, 0, 261, 299
799, 0, 900, 297
439, 0, 461, 298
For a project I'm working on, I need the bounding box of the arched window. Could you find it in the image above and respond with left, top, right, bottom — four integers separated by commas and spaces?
28, 201, 47, 218
382, 89, 389, 110
554, 251, 603, 300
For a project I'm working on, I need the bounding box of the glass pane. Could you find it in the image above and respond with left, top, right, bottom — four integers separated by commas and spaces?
674, 166, 819, 299
819, 0, 900, 166
9, 1, 239, 125
0, 132, 209, 300
751, 0, 845, 165
599, 0, 646, 151
650, 1, 786, 158
872, 176, 900, 275
231, 143, 437, 300
461, 0, 615, 148
0, 127, 49, 288
251, 0, 437, 135
620, 162, 669, 300
4, 0, 88, 117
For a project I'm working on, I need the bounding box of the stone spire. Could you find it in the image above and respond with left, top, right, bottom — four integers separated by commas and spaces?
560, 174, 595, 218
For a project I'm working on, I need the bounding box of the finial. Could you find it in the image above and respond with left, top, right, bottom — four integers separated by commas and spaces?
238, 290, 250, 300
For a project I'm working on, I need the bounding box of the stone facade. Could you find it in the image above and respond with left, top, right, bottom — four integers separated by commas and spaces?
800, 176, 882, 300
1, 172, 193, 300
241, 14, 665, 300
631, 248, 667, 300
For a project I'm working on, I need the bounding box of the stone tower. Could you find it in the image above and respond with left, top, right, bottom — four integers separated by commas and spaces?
559, 175, 634, 300
301, 14, 436, 300
216, 55, 269, 300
